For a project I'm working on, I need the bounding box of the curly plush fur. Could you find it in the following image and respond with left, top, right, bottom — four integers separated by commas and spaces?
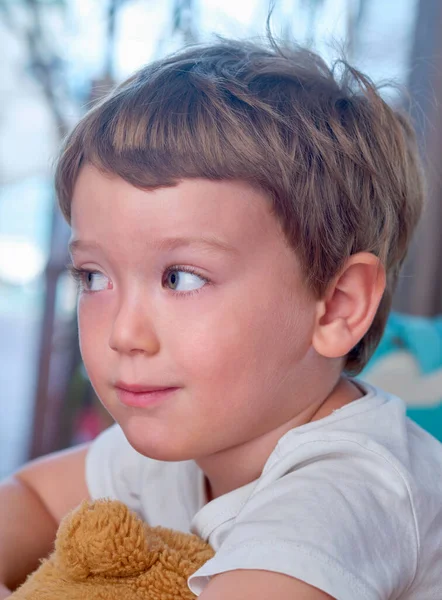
11, 500, 214, 599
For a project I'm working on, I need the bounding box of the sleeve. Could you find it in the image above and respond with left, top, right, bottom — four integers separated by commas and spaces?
188, 443, 419, 600
85, 424, 147, 516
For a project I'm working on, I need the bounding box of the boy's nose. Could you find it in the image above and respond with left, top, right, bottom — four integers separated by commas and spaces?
108, 297, 160, 356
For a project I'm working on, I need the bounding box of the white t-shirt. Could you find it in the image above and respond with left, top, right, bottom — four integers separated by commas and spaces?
86, 382, 442, 599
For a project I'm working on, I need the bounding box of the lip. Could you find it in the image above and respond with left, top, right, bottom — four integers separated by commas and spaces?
115, 383, 179, 408
115, 381, 176, 393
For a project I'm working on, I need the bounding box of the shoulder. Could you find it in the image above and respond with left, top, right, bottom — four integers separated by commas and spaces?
190, 425, 419, 599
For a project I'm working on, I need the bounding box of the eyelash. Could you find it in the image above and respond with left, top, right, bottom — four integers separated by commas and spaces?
66, 263, 210, 297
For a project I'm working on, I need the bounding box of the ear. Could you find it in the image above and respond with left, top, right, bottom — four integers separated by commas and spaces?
312, 252, 386, 359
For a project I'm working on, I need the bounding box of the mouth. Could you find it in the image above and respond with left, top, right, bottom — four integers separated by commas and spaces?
115, 384, 180, 408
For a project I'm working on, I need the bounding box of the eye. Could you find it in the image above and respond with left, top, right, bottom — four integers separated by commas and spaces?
82, 271, 109, 292
67, 265, 110, 293
163, 267, 208, 294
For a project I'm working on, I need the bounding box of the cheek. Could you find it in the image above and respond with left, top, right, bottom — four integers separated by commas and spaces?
238, 294, 313, 382
76, 296, 108, 376
172, 287, 314, 391
170, 304, 244, 380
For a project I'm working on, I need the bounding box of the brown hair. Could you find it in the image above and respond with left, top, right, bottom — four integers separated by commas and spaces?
55, 37, 424, 374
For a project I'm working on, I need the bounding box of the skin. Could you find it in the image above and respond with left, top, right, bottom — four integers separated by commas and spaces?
71, 165, 359, 495
69, 164, 385, 599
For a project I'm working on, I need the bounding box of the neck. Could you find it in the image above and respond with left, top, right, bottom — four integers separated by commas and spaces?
197, 376, 362, 502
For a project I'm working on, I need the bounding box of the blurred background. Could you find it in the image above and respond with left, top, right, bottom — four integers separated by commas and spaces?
1, 0, 442, 478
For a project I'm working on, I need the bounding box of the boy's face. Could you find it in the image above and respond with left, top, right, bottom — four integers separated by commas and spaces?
70, 165, 320, 461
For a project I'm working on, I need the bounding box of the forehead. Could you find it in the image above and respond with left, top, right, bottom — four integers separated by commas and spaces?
70, 165, 285, 251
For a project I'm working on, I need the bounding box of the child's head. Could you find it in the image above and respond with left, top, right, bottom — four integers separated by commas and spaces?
55, 38, 424, 461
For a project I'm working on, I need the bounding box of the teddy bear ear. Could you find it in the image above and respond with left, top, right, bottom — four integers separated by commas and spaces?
54, 500, 159, 580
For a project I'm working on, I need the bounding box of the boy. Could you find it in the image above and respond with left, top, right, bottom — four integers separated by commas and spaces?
1, 37, 441, 599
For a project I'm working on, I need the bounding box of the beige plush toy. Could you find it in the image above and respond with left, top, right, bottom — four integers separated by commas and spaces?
10, 499, 214, 599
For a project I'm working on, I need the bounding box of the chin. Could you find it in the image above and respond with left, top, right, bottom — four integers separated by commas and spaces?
116, 412, 199, 462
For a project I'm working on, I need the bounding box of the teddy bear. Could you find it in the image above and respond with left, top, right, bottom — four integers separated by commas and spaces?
10, 499, 214, 599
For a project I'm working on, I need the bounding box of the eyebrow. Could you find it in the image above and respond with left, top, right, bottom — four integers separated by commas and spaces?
68, 235, 239, 256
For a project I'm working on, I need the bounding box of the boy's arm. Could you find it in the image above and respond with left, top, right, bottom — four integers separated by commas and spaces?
0, 444, 90, 592
200, 570, 335, 600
